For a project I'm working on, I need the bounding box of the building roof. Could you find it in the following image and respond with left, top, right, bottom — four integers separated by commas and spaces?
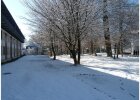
1, 1, 25, 43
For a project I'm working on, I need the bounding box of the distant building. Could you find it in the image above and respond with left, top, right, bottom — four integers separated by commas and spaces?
124, 31, 139, 56
21, 48, 26, 55
130, 31, 139, 55
1, 1, 25, 63
26, 44, 42, 55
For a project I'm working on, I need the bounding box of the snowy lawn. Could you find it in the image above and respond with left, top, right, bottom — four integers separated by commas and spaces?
2, 55, 139, 100
57, 54, 139, 81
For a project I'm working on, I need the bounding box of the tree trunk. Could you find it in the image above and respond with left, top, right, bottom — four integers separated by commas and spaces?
70, 50, 78, 65
113, 44, 117, 59
118, 0, 123, 57
120, 42, 123, 57
70, 52, 73, 58
75, 0, 81, 64
94, 49, 97, 56
93, 43, 97, 56
51, 43, 56, 60
90, 40, 94, 54
103, 0, 112, 57
116, 48, 119, 58
50, 49, 53, 56
116, 42, 120, 58
77, 38, 81, 64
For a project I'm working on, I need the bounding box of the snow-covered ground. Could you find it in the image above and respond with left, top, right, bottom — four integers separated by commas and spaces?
2, 55, 139, 100
57, 54, 139, 81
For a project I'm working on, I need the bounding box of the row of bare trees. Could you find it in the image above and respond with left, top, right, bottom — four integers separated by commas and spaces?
23, 0, 138, 65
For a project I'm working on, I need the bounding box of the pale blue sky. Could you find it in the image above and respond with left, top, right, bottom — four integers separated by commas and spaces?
3, 0, 138, 42
3, 0, 31, 41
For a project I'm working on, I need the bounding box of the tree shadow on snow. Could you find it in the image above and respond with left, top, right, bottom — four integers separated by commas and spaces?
48, 58, 139, 100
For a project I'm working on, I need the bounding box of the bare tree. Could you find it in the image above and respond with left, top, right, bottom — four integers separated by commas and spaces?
103, 0, 112, 57
23, 0, 102, 65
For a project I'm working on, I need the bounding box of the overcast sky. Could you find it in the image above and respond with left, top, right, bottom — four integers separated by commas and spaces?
3, 0, 31, 41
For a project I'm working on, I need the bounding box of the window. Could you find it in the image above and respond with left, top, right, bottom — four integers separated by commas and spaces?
1, 30, 2, 40
3, 46, 6, 55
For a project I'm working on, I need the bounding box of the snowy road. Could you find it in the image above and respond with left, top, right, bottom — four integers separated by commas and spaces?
2, 55, 139, 100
